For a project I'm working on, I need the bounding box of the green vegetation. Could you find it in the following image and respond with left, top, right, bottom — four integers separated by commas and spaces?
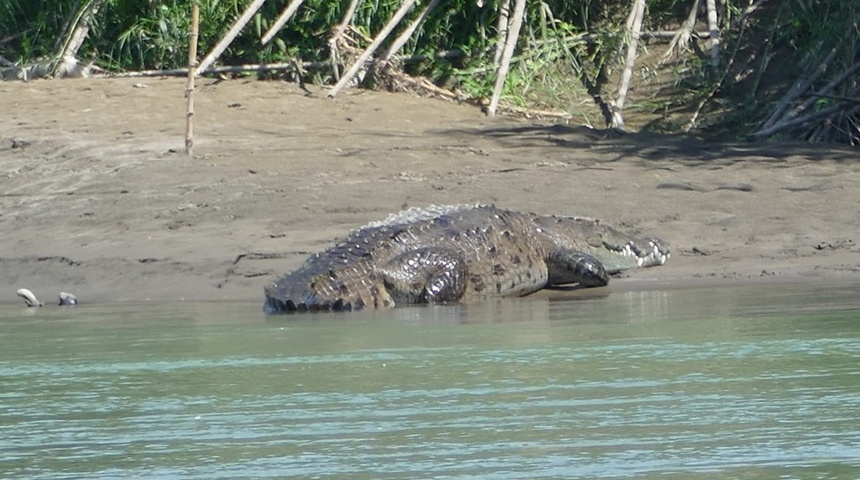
1, 0, 857, 144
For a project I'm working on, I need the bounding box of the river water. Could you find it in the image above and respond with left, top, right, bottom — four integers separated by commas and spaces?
2, 282, 860, 479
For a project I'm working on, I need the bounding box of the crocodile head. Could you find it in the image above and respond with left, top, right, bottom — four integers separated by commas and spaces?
534, 215, 670, 274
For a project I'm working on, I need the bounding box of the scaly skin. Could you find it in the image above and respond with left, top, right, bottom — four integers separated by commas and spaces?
263, 205, 669, 313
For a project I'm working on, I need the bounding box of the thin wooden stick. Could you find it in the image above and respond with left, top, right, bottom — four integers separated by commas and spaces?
261, 0, 306, 45
380, 0, 442, 63
327, 0, 419, 98
610, 0, 646, 129
761, 46, 839, 129
197, 0, 267, 75
487, 0, 525, 116
186, 1, 200, 156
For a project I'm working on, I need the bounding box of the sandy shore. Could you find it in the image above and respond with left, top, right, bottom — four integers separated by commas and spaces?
1, 77, 858, 306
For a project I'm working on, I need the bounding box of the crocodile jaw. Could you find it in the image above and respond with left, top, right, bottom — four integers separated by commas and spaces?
595, 238, 670, 274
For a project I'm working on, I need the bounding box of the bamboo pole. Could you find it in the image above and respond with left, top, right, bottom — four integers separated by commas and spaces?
761, 46, 839, 129
487, 0, 525, 116
261, 0, 306, 45
493, 0, 511, 67
610, 0, 646, 129
750, 104, 842, 139
380, 0, 442, 63
186, 1, 200, 156
327, 0, 419, 98
705, 0, 720, 66
196, 0, 267, 75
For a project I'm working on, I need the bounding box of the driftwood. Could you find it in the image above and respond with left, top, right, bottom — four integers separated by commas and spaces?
487, 0, 526, 116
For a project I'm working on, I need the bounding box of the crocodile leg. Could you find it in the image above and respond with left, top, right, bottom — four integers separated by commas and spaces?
545, 249, 609, 288
378, 247, 468, 304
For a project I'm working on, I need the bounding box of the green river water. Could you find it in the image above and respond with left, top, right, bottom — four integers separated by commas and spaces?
2, 282, 860, 479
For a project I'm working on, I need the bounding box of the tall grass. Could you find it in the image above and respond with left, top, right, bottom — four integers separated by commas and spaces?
1, 0, 856, 142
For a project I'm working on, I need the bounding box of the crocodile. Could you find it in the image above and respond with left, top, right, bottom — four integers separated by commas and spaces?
263, 205, 669, 313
